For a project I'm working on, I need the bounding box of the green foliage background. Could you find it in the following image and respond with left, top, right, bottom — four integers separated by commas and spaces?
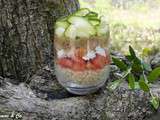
79, 0, 160, 57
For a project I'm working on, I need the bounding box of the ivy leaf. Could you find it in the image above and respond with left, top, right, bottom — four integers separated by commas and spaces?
129, 45, 136, 59
108, 79, 122, 91
148, 67, 160, 83
150, 96, 159, 109
128, 73, 135, 89
141, 61, 152, 71
139, 76, 150, 92
112, 57, 127, 71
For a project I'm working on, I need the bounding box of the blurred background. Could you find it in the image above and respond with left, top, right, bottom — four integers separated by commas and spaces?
79, 0, 160, 58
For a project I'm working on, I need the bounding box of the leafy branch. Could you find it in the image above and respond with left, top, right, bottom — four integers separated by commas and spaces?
108, 46, 160, 109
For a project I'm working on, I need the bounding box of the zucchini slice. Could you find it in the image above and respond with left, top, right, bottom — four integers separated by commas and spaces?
90, 20, 100, 26
96, 23, 109, 36
55, 27, 66, 37
55, 21, 69, 37
87, 18, 100, 26
85, 11, 98, 18
55, 21, 69, 28
55, 17, 71, 38
65, 25, 77, 39
74, 8, 90, 16
68, 16, 96, 38
85, 11, 100, 26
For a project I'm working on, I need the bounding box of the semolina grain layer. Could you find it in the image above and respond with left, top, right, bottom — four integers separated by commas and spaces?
55, 64, 110, 86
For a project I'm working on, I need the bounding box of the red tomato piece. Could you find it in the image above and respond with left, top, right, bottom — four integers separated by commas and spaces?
72, 62, 86, 71
86, 62, 97, 70
72, 56, 86, 71
105, 54, 111, 64
57, 58, 73, 68
91, 54, 106, 69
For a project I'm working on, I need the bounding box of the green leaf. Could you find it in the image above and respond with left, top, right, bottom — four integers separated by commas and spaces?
125, 55, 133, 61
142, 61, 152, 71
148, 67, 160, 83
129, 45, 136, 58
128, 73, 135, 89
112, 57, 128, 71
139, 76, 150, 92
134, 57, 141, 64
150, 96, 159, 109
108, 79, 122, 91
134, 82, 140, 89
131, 59, 143, 73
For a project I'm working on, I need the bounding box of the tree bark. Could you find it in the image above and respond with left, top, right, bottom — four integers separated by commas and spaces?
0, 0, 79, 82
0, 73, 160, 120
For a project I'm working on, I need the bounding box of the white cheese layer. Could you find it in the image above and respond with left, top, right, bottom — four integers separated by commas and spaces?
55, 27, 65, 37
95, 46, 106, 57
57, 49, 66, 58
82, 50, 96, 60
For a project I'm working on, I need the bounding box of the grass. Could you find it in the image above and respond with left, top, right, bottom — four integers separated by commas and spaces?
79, 0, 160, 57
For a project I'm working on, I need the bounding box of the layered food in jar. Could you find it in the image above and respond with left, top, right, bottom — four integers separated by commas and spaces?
54, 8, 111, 95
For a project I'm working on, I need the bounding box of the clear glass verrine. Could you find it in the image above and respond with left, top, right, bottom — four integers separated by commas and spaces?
54, 9, 111, 95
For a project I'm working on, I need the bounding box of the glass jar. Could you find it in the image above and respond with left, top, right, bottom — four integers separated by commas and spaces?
54, 9, 111, 95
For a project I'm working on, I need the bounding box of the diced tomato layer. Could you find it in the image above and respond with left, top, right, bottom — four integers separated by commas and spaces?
104, 50, 111, 64
57, 51, 111, 71
86, 62, 97, 70
91, 54, 107, 69
72, 56, 86, 71
57, 58, 73, 68
105, 54, 111, 64
72, 62, 86, 71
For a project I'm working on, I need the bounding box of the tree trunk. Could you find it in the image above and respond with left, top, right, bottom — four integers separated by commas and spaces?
0, 0, 79, 82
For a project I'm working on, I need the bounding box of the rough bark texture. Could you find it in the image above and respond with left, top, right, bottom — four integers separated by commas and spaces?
0, 68, 160, 120
0, 0, 79, 81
